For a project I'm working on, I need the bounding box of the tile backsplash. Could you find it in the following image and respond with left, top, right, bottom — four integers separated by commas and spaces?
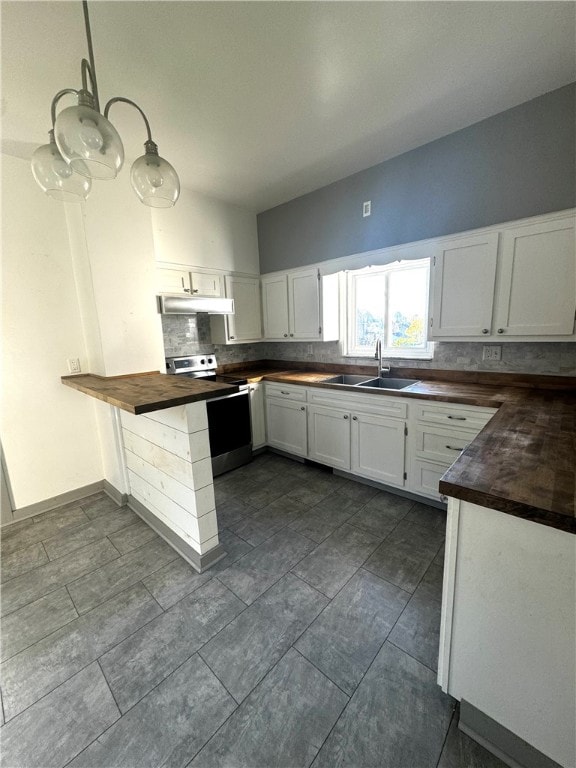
162, 315, 576, 375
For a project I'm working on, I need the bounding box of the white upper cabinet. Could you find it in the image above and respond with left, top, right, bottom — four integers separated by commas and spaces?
494, 219, 576, 336
261, 274, 290, 339
157, 268, 192, 294
429, 212, 576, 340
261, 269, 339, 341
430, 233, 499, 337
190, 272, 222, 297
157, 268, 222, 297
210, 274, 262, 344
288, 269, 323, 339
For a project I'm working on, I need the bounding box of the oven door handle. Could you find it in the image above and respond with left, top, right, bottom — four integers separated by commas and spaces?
206, 389, 249, 404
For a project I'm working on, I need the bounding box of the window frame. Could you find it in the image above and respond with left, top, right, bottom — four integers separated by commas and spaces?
344, 259, 434, 359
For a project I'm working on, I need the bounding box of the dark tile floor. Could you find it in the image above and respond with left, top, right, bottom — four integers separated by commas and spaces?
0, 453, 507, 768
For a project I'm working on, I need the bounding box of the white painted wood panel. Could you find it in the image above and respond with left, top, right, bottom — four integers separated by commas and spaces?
190, 271, 222, 297
414, 425, 474, 464
409, 458, 450, 501
125, 448, 212, 503
140, 402, 208, 435
121, 413, 192, 461
123, 427, 209, 476
157, 268, 191, 294
249, 383, 266, 449
129, 471, 218, 554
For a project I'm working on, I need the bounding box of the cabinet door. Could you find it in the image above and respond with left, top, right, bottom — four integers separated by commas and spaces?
225, 276, 262, 341
262, 275, 289, 339
265, 398, 307, 457
288, 269, 320, 339
408, 459, 450, 503
157, 268, 191, 294
190, 272, 222, 297
307, 405, 351, 470
430, 233, 499, 337
249, 383, 266, 449
351, 413, 405, 487
494, 219, 576, 336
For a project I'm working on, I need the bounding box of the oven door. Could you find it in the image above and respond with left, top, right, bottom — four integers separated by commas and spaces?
206, 390, 252, 476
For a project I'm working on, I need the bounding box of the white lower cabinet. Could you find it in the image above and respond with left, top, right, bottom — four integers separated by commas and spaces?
305, 392, 407, 485
406, 401, 497, 502
249, 383, 266, 450
265, 393, 307, 457
351, 413, 406, 487
307, 405, 351, 470
264, 383, 497, 504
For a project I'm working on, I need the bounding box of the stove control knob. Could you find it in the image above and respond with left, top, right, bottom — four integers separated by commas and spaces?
207, 358, 213, 365
200, 358, 205, 365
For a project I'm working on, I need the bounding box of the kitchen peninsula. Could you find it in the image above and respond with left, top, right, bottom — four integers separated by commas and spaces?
62, 371, 240, 571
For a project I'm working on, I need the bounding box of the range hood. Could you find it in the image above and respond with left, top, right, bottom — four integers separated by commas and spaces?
157, 294, 234, 315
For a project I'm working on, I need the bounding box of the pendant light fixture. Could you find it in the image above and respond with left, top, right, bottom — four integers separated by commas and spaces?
31, 0, 179, 207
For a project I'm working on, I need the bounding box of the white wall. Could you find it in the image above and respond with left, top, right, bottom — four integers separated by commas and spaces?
1, 154, 103, 509
80, 166, 166, 377
152, 188, 259, 274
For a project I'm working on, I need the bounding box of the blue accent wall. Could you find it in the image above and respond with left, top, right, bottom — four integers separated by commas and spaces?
257, 83, 576, 273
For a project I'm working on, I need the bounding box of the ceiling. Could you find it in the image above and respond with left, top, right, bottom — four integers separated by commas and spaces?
1, 1, 575, 212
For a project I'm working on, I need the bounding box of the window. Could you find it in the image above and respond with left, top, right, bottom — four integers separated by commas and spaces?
345, 259, 433, 358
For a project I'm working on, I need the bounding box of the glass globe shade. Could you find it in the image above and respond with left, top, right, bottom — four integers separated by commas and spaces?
131, 152, 180, 208
31, 141, 91, 202
54, 104, 124, 180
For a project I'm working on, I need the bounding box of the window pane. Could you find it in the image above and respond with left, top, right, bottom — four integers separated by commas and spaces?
387, 267, 427, 348
354, 273, 386, 349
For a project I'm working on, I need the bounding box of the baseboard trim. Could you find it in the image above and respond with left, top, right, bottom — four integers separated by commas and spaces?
102, 481, 128, 506
459, 700, 563, 768
127, 495, 226, 573
6, 480, 107, 525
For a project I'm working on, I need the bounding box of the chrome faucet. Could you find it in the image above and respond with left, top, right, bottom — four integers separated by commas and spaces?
375, 339, 391, 376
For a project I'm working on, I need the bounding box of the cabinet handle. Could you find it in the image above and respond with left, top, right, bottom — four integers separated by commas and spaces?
283, 334, 288, 338
281, 391, 290, 395
352, 416, 358, 421
445, 445, 464, 451
183, 288, 191, 293
497, 328, 504, 334
230, 336, 235, 339
300, 406, 305, 411
250, 387, 255, 391
482, 328, 489, 334
440, 494, 448, 503
290, 333, 294, 337
192, 289, 199, 293
343, 415, 349, 420
447, 415, 466, 420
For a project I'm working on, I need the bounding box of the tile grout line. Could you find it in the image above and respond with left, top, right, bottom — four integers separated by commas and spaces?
290, 642, 351, 701
197, 649, 244, 706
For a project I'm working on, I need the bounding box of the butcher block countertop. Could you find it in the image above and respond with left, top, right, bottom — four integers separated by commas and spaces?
61, 372, 238, 414
62, 364, 575, 533
224, 363, 576, 533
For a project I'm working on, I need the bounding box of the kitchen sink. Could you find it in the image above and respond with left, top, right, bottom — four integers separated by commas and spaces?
357, 377, 420, 389
322, 374, 374, 385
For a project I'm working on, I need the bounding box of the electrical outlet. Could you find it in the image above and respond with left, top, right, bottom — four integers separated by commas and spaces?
67, 358, 81, 374
482, 345, 501, 362
362, 200, 371, 217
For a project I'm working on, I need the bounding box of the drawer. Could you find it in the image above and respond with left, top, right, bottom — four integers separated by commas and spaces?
265, 383, 307, 402
414, 424, 475, 463
408, 459, 451, 503
414, 401, 496, 431
307, 387, 407, 419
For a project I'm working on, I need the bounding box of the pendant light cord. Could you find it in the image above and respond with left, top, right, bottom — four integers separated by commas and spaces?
82, 0, 100, 111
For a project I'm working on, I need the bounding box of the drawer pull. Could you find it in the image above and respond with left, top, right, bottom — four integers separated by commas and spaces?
281, 391, 290, 395
447, 415, 466, 420
300, 406, 306, 411
343, 415, 349, 420
446, 445, 464, 451
352, 416, 358, 421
